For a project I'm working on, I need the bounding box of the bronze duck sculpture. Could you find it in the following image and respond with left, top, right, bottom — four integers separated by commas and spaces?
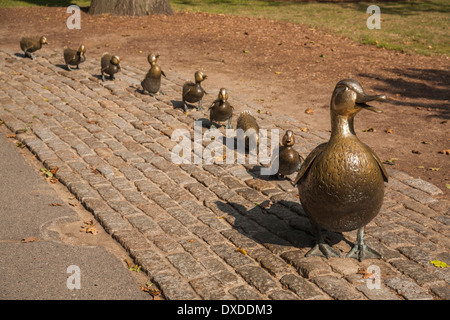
101, 53, 121, 81
294, 79, 387, 261
20, 36, 48, 60
182, 71, 207, 112
63, 44, 86, 71
141, 53, 166, 96
277, 130, 301, 179
236, 111, 259, 150
209, 88, 234, 129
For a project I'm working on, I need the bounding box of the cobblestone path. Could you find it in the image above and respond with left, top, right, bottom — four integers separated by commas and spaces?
0, 49, 448, 300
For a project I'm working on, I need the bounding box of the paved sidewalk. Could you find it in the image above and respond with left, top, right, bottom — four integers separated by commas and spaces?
0, 124, 151, 300
0, 49, 448, 300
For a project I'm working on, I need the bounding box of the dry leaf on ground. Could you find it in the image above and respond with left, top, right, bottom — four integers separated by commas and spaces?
22, 236, 37, 243
80, 220, 98, 235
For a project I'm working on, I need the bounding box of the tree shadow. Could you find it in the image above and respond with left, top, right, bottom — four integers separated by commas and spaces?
358, 68, 450, 119
213, 199, 346, 253
13, 0, 88, 8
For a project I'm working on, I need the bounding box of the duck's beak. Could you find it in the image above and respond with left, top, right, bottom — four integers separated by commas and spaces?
356, 93, 386, 113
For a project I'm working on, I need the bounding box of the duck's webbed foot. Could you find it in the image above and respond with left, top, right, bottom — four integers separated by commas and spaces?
306, 243, 341, 259
197, 100, 204, 111
25, 51, 34, 60
346, 228, 381, 261
306, 222, 341, 259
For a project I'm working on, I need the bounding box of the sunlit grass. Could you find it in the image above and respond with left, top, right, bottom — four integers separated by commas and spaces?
170, 0, 449, 56
0, 0, 447, 56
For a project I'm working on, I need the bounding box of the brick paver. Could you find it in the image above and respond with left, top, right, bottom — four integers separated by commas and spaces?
0, 49, 448, 300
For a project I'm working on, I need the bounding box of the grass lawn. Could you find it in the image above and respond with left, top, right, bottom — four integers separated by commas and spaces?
170, 0, 449, 56
0, 0, 448, 56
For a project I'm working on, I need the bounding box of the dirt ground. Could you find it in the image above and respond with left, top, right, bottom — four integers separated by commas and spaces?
0, 7, 448, 198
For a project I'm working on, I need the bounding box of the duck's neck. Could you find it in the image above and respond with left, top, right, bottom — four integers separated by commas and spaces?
330, 112, 357, 141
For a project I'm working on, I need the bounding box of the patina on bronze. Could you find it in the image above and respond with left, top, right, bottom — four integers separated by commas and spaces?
236, 111, 260, 148
20, 36, 48, 60
182, 71, 207, 112
141, 53, 166, 96
101, 53, 121, 81
277, 130, 301, 179
209, 88, 234, 129
64, 44, 86, 71
294, 79, 387, 261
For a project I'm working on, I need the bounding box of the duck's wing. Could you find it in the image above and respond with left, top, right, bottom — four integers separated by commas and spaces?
20, 38, 34, 51
182, 81, 195, 98
363, 144, 389, 182
293, 142, 327, 185
63, 49, 76, 63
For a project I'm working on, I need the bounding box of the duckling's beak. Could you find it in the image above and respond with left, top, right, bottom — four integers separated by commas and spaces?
356, 94, 386, 113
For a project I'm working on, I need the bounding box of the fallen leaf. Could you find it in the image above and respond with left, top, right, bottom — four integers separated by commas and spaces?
86, 120, 98, 124
385, 129, 393, 134
446, 183, 450, 190
362, 127, 375, 132
140, 282, 161, 296
439, 149, 450, 155
80, 220, 98, 235
43, 113, 53, 117
383, 158, 398, 165
236, 248, 247, 255
305, 108, 314, 115
6, 134, 16, 138
125, 259, 141, 272
429, 167, 440, 171
22, 236, 37, 243
421, 141, 431, 145
357, 267, 375, 279
49, 203, 63, 207
300, 127, 308, 132
411, 150, 421, 154
430, 260, 449, 268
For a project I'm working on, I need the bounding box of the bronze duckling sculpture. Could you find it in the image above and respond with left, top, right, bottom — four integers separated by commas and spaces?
182, 71, 207, 112
209, 88, 234, 129
20, 36, 48, 60
63, 44, 86, 71
141, 53, 166, 96
236, 111, 259, 149
294, 79, 387, 261
101, 53, 121, 81
277, 130, 302, 179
